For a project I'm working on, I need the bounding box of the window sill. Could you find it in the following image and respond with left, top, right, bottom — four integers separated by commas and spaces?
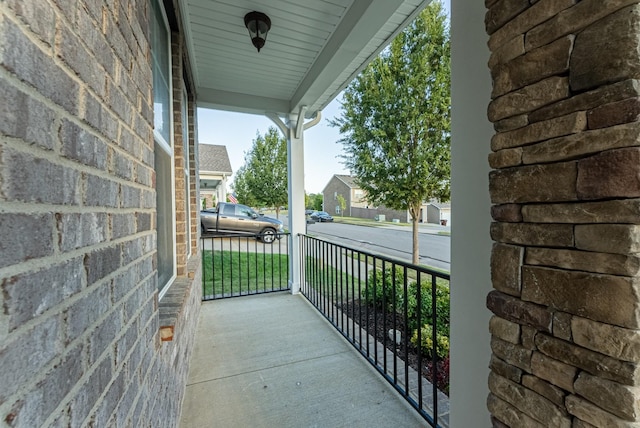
158, 255, 200, 342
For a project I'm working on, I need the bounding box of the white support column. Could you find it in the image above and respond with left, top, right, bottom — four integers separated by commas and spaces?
268, 108, 320, 295
450, 0, 493, 425
286, 110, 306, 294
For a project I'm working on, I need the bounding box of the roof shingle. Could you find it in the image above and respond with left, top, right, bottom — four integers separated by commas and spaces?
335, 174, 358, 188
199, 144, 232, 174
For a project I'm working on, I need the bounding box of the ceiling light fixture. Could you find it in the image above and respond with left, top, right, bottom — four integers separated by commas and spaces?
244, 11, 271, 52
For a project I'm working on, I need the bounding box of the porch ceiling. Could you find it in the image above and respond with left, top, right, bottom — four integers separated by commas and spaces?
180, 0, 429, 118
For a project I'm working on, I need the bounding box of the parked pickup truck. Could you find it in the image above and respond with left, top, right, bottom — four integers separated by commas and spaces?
200, 202, 284, 243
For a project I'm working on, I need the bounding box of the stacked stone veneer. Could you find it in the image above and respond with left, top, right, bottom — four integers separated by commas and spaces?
0, 0, 201, 426
486, 0, 640, 427
486, 1, 640, 427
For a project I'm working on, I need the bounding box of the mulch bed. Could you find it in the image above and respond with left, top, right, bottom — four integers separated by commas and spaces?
336, 299, 450, 395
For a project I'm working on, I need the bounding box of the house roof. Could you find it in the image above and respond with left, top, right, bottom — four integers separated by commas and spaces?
429, 202, 451, 209
335, 174, 359, 189
199, 144, 233, 174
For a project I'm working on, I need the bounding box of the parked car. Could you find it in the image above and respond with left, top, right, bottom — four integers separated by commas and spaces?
201, 202, 284, 243
310, 211, 334, 222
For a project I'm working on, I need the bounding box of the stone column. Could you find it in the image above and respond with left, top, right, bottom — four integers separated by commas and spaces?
486, 1, 640, 427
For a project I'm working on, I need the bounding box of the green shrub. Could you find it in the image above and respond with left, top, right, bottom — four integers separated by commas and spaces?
363, 269, 450, 331
363, 268, 405, 310
401, 282, 450, 333
411, 323, 450, 359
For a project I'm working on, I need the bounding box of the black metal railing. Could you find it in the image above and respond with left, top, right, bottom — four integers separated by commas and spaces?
201, 233, 290, 300
299, 234, 450, 427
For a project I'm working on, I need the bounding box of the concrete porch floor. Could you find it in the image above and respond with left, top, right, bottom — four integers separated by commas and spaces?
179, 292, 428, 427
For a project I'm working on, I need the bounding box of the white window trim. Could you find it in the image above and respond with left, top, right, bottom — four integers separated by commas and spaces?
154, 0, 177, 300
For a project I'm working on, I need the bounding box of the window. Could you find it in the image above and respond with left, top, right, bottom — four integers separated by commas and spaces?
238, 205, 254, 217
222, 204, 235, 215
151, 0, 176, 296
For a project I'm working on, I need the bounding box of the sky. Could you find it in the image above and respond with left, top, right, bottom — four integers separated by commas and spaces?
197, 97, 347, 194
197, 0, 451, 195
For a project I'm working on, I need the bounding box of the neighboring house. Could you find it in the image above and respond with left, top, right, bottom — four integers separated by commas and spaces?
199, 144, 232, 209
322, 174, 367, 216
426, 201, 451, 226
323, 174, 431, 223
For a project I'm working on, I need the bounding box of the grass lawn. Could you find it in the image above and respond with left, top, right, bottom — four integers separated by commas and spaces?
332, 216, 390, 227
202, 250, 289, 296
303, 258, 363, 301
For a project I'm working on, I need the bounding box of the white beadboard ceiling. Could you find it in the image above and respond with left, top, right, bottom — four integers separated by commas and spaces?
180, 0, 430, 118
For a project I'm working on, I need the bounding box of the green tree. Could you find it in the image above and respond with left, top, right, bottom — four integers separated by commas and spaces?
336, 194, 347, 216
231, 165, 258, 208
331, 2, 450, 264
306, 193, 323, 211
239, 127, 288, 218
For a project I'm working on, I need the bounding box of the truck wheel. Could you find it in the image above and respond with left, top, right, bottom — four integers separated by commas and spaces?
260, 228, 276, 244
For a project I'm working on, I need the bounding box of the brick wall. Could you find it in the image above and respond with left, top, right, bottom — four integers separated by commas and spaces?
0, 0, 200, 426
189, 94, 200, 254
323, 176, 408, 220
322, 177, 350, 215
486, 1, 640, 426
173, 29, 188, 277
201, 191, 216, 210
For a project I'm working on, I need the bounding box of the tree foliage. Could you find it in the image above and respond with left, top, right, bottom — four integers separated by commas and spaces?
232, 127, 288, 217
232, 165, 258, 208
331, 2, 450, 264
306, 193, 323, 211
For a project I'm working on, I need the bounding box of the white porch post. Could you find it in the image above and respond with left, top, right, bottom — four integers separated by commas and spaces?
450, 0, 493, 425
267, 108, 320, 294
286, 110, 306, 294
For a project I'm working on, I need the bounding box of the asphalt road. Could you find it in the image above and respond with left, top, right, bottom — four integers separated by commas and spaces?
301, 219, 451, 271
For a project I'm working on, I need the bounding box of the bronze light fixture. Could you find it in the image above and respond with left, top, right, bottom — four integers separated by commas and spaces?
244, 11, 271, 52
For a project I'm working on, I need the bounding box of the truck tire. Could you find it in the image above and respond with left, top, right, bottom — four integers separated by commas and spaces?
260, 227, 276, 244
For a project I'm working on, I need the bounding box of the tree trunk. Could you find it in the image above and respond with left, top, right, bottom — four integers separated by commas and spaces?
410, 202, 420, 265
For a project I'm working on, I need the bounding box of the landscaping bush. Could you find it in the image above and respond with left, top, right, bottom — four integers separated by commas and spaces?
355, 267, 451, 393
363, 269, 450, 331
401, 282, 450, 333
362, 268, 405, 310
362, 268, 450, 360
411, 323, 450, 359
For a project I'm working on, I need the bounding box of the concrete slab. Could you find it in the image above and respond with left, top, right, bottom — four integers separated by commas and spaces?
180, 292, 427, 427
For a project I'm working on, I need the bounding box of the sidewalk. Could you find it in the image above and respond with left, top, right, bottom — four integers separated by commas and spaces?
336, 218, 451, 236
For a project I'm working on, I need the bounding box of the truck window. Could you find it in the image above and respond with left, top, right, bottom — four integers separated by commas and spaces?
222, 204, 235, 215
238, 206, 254, 217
